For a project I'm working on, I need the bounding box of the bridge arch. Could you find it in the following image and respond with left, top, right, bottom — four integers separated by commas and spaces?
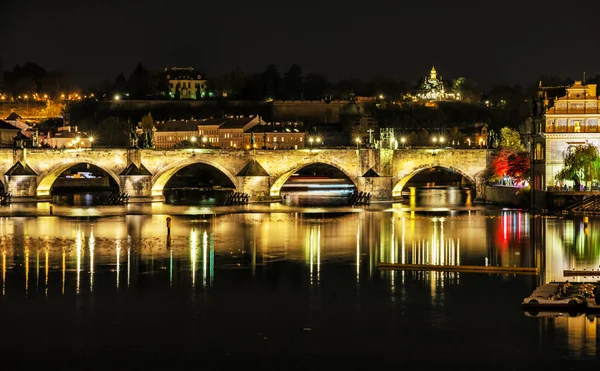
151, 158, 239, 197
36, 161, 121, 197
392, 163, 476, 197
270, 160, 359, 197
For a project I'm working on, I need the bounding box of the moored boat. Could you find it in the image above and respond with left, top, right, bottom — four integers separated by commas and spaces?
522, 281, 600, 313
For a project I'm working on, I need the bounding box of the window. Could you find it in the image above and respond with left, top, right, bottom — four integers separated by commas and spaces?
534, 143, 544, 160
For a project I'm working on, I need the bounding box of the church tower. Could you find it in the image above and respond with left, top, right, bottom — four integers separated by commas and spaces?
430, 66, 437, 80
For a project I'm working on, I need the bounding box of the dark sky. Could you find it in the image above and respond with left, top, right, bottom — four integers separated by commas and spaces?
2, 0, 600, 89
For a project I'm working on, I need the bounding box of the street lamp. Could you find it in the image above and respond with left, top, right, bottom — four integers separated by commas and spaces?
316, 137, 321, 147
89, 137, 94, 148
309, 137, 314, 149
401, 137, 406, 149
191, 136, 196, 148
355, 137, 361, 150
202, 136, 207, 148
432, 136, 438, 147
439, 137, 445, 147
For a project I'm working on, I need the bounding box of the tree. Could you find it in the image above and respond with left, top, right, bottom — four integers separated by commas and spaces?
113, 73, 127, 96
141, 112, 154, 131
452, 77, 481, 102
240, 73, 263, 100
555, 144, 600, 190
283, 64, 304, 100
97, 117, 130, 147
304, 73, 330, 100
140, 112, 155, 148
447, 126, 465, 147
507, 152, 530, 180
415, 128, 430, 146
365, 76, 406, 101
489, 149, 512, 182
210, 68, 248, 98
127, 62, 151, 99
499, 126, 523, 151
262, 64, 281, 100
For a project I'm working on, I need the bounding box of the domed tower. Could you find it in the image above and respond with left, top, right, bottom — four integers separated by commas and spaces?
430, 66, 437, 80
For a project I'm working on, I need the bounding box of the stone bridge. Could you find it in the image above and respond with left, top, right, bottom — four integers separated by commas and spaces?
0, 147, 489, 202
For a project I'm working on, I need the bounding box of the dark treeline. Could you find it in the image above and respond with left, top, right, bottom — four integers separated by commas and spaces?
3, 58, 600, 147
3, 59, 598, 104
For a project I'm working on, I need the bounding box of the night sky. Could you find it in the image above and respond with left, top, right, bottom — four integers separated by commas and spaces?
2, 0, 600, 89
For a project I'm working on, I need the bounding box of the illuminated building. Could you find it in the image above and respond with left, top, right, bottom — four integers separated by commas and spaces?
243, 121, 305, 150
44, 129, 92, 149
165, 67, 208, 100
154, 116, 260, 149
218, 116, 260, 149
415, 66, 459, 102
0, 120, 20, 146
533, 81, 600, 190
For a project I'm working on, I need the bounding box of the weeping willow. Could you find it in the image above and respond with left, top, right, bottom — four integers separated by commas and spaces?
555, 144, 600, 189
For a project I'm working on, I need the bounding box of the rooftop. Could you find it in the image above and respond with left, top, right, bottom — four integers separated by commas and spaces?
5, 112, 22, 121
0, 120, 19, 131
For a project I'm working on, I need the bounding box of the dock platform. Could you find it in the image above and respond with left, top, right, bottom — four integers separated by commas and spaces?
563, 269, 600, 277
378, 263, 538, 275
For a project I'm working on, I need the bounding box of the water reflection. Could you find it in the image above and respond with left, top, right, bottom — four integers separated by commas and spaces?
531, 313, 598, 359
0, 210, 590, 293
1, 208, 600, 363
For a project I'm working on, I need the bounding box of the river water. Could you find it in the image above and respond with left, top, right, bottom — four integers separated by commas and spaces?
0, 189, 599, 370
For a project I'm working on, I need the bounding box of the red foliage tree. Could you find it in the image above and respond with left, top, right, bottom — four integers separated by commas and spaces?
491, 149, 512, 179
507, 152, 530, 179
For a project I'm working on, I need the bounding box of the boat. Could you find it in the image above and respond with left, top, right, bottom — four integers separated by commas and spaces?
522, 281, 600, 314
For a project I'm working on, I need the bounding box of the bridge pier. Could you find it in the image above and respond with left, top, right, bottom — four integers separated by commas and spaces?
358, 176, 393, 201
5, 160, 39, 202
237, 175, 272, 202
120, 174, 153, 203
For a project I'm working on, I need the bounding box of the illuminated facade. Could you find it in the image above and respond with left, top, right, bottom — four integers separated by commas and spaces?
243, 122, 305, 150
534, 81, 600, 190
165, 67, 208, 100
415, 66, 459, 102
154, 116, 260, 149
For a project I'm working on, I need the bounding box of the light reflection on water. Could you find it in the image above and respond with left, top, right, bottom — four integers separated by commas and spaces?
1, 195, 600, 365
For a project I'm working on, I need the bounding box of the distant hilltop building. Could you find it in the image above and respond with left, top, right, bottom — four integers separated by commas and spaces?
415, 66, 459, 102
165, 67, 208, 100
